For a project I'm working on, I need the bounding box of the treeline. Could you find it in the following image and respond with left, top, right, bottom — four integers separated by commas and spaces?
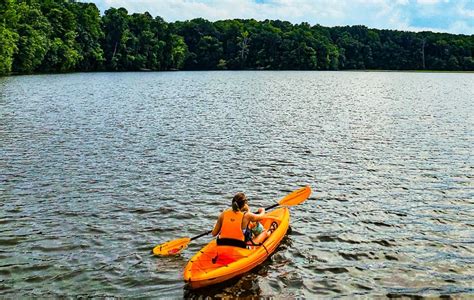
1, 0, 473, 76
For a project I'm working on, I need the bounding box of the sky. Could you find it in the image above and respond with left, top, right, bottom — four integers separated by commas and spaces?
86, 0, 474, 35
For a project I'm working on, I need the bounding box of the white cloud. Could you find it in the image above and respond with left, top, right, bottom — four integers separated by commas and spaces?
417, 0, 440, 4
456, 1, 474, 18
86, 0, 474, 34
396, 0, 410, 5
97, 0, 396, 26
448, 21, 474, 35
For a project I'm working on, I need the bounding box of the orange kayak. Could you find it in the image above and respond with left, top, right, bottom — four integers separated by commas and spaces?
183, 207, 290, 289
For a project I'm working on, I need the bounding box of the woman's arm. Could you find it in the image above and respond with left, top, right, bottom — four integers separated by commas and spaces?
248, 208, 266, 222
211, 213, 224, 236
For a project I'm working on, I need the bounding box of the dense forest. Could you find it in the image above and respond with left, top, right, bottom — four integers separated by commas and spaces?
1, 0, 473, 76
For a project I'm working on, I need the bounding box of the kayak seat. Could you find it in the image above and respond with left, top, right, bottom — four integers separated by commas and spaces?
216, 238, 247, 249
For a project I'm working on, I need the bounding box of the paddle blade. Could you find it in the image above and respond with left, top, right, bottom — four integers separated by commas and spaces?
278, 186, 312, 207
152, 237, 191, 256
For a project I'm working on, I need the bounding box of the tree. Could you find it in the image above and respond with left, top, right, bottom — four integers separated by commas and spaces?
2, 3, 474, 75
196, 35, 223, 69
169, 34, 187, 69
173, 18, 221, 69
39, 3, 81, 72
0, 0, 19, 75
12, 2, 50, 73
71, 2, 104, 71
237, 30, 250, 68
102, 7, 130, 70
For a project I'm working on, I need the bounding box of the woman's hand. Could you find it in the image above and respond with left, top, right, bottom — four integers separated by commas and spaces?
249, 208, 266, 222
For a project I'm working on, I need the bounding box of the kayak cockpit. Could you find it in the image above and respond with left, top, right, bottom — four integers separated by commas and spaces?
187, 243, 250, 272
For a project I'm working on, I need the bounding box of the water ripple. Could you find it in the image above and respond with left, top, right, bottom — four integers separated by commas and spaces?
1, 71, 473, 297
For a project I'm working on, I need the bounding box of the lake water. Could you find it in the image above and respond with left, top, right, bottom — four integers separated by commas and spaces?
0, 71, 473, 298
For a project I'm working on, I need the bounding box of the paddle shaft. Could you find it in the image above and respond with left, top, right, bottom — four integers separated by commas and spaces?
265, 203, 279, 211
191, 230, 212, 241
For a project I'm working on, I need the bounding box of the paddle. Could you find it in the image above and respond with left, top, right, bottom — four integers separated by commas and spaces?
152, 185, 312, 256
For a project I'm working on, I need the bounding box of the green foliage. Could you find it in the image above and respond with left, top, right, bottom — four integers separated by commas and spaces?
174, 18, 222, 69
71, 2, 105, 71
13, 2, 50, 73
169, 34, 188, 69
102, 7, 129, 70
0, 25, 18, 75
0, 0, 19, 75
2, 0, 473, 76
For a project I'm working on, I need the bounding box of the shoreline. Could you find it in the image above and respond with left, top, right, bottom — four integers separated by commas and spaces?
3, 69, 474, 78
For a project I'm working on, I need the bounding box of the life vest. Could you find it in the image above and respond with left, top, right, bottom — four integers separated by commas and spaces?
218, 209, 245, 241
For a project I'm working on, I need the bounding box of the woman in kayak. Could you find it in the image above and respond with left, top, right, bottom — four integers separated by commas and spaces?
211, 192, 277, 248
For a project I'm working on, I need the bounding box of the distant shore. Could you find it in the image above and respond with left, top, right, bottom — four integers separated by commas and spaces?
4, 69, 474, 78
2, 1, 472, 77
